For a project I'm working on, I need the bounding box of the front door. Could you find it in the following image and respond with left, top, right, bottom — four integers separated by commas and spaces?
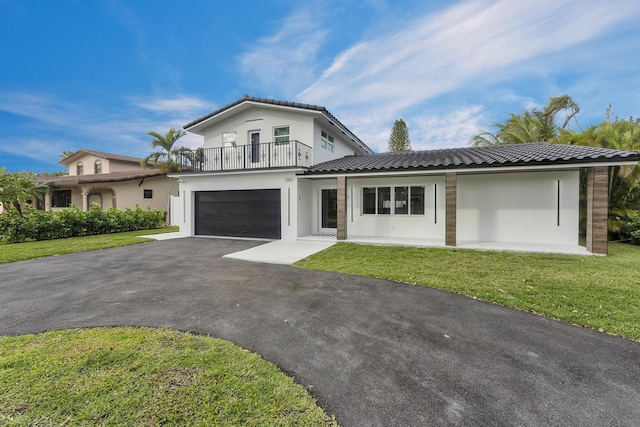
320, 188, 338, 232
250, 132, 260, 163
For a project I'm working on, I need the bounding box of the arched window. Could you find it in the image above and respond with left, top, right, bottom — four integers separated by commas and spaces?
77, 162, 84, 175
94, 160, 102, 174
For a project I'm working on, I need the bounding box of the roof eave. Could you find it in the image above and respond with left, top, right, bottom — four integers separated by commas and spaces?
304, 157, 639, 176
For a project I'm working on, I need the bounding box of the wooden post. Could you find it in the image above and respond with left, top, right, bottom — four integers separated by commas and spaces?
445, 172, 457, 246
337, 176, 347, 240
586, 166, 609, 255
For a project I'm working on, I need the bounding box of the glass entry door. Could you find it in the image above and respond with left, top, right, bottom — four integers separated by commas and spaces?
321, 189, 338, 231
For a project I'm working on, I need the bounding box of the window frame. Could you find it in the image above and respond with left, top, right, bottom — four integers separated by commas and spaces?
222, 131, 237, 147
94, 160, 102, 174
273, 126, 290, 145
143, 189, 153, 199
320, 130, 335, 153
52, 189, 72, 208
362, 185, 425, 216
76, 162, 83, 176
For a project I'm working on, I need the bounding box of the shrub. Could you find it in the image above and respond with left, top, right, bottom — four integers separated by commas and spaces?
619, 213, 640, 245
0, 204, 165, 243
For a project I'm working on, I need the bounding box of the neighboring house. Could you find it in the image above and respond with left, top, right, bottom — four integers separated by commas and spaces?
172, 95, 640, 255
37, 149, 177, 219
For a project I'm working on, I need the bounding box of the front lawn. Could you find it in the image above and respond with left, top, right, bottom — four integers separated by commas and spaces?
0, 327, 336, 426
296, 243, 640, 341
0, 227, 178, 264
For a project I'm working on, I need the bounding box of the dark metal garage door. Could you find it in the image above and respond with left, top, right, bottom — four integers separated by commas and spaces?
194, 189, 281, 239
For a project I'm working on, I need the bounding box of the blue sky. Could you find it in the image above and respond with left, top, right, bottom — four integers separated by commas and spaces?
1, 0, 639, 172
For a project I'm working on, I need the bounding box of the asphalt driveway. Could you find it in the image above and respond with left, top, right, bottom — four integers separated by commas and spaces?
1, 238, 639, 426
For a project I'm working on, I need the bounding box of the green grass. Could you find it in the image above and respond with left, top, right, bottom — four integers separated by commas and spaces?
0, 227, 178, 264
296, 242, 640, 341
0, 327, 336, 426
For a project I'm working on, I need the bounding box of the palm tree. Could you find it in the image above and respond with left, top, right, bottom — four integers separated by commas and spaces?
577, 119, 640, 236
141, 128, 187, 173
142, 128, 187, 225
0, 169, 48, 216
472, 94, 579, 147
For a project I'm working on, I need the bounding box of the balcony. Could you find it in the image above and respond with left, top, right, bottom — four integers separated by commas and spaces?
178, 140, 313, 173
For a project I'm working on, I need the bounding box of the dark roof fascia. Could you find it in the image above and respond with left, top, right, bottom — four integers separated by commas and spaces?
303, 156, 637, 176
183, 95, 373, 154
303, 144, 640, 176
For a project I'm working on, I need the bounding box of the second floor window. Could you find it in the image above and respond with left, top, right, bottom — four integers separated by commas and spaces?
222, 131, 237, 147
274, 126, 290, 144
77, 162, 84, 175
94, 160, 102, 174
321, 131, 334, 153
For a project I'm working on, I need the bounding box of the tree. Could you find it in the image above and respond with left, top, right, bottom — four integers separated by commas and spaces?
472, 94, 579, 146
387, 119, 412, 152
141, 128, 187, 225
59, 150, 75, 160
141, 128, 187, 173
571, 118, 640, 237
0, 169, 48, 216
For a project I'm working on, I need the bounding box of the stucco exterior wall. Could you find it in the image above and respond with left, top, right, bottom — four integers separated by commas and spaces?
108, 159, 143, 172
457, 170, 579, 245
347, 175, 447, 239
177, 170, 299, 240
54, 176, 175, 213
68, 154, 105, 175
200, 107, 314, 148
297, 178, 314, 237
196, 106, 362, 167
65, 154, 144, 176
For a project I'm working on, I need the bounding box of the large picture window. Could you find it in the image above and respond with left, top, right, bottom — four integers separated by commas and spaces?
362, 185, 425, 215
52, 190, 72, 208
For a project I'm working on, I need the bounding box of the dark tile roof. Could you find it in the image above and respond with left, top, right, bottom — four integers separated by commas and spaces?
183, 95, 373, 154
60, 149, 148, 165
305, 143, 640, 175
36, 169, 166, 186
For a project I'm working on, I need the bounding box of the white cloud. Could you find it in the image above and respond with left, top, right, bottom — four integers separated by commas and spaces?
0, 137, 70, 162
345, 105, 486, 153
408, 105, 486, 150
294, 0, 640, 149
300, 0, 638, 109
133, 96, 213, 116
237, 9, 328, 95
0, 91, 210, 163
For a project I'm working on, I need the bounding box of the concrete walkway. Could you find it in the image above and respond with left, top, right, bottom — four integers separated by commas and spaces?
141, 233, 335, 264
223, 240, 336, 264
3, 238, 638, 426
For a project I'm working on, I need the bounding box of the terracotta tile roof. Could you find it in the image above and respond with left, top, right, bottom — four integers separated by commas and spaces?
36, 169, 166, 186
183, 95, 373, 154
305, 143, 640, 174
60, 149, 149, 165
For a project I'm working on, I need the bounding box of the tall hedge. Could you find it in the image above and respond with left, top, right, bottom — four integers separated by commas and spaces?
0, 204, 165, 243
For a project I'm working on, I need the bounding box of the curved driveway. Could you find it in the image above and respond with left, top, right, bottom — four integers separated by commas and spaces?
1, 238, 639, 426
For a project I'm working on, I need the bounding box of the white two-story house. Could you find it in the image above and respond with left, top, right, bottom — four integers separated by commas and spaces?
172, 96, 373, 241
172, 95, 640, 255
